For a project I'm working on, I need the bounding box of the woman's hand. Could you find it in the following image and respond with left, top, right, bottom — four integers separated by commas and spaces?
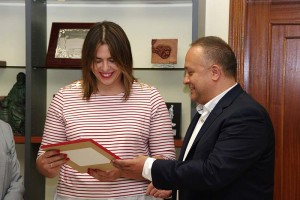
36, 150, 69, 178
88, 168, 122, 182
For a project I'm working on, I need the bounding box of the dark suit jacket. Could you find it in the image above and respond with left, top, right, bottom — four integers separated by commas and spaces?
152, 84, 274, 200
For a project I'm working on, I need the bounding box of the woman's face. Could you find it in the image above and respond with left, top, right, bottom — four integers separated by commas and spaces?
92, 44, 123, 95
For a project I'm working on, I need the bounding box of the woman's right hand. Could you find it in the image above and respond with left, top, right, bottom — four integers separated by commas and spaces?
36, 150, 69, 178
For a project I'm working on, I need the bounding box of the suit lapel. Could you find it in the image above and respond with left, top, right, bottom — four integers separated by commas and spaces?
184, 84, 244, 160
178, 112, 201, 161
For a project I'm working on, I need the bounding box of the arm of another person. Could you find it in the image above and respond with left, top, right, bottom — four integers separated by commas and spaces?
1, 121, 25, 200
148, 87, 176, 159
145, 88, 176, 198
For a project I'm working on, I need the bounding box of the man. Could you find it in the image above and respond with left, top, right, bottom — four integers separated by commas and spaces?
113, 36, 275, 200
0, 119, 25, 199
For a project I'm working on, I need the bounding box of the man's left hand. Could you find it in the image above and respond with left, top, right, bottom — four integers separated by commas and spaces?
146, 182, 172, 199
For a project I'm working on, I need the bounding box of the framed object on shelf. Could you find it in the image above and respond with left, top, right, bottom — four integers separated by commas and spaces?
0, 61, 6, 67
151, 39, 178, 68
46, 22, 94, 68
166, 102, 181, 139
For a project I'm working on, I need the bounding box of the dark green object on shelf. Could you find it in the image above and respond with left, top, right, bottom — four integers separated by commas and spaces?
0, 72, 26, 135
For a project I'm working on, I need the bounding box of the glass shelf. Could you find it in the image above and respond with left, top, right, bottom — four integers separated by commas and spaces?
47, 0, 192, 4
14, 135, 183, 147
0, 66, 26, 68
45, 67, 184, 70
14, 136, 43, 144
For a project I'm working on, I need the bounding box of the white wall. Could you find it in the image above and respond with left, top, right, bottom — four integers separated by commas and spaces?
0, 1, 230, 199
205, 0, 230, 42
0, 3, 25, 66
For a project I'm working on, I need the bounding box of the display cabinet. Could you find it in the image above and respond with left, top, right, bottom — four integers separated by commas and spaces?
1, 0, 199, 199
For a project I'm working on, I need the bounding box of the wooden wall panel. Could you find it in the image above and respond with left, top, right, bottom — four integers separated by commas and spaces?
229, 1, 300, 199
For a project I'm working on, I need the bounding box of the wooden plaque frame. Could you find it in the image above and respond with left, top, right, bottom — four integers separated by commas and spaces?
46, 22, 94, 68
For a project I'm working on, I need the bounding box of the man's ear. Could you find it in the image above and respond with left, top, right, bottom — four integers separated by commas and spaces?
211, 65, 222, 81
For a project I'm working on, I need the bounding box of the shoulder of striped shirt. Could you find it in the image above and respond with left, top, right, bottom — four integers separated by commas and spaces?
58, 80, 159, 95
134, 81, 154, 90
62, 80, 82, 90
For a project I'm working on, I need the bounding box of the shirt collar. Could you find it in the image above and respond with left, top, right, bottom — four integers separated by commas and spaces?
196, 83, 237, 115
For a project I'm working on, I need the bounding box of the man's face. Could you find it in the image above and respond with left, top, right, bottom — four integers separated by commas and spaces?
183, 46, 212, 104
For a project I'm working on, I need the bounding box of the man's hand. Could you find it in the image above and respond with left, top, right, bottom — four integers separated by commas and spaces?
112, 155, 148, 180
146, 182, 172, 199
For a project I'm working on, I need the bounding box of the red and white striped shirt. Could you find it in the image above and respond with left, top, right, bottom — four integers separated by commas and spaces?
38, 80, 175, 199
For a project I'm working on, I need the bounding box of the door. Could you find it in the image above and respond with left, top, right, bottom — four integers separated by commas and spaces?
229, 1, 300, 199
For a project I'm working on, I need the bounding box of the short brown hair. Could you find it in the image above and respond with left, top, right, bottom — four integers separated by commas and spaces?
191, 36, 237, 78
81, 21, 136, 100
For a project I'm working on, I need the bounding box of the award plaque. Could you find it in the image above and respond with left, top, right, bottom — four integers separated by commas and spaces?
46, 22, 94, 68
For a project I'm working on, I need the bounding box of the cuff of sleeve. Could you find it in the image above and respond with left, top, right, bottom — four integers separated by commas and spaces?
142, 157, 156, 181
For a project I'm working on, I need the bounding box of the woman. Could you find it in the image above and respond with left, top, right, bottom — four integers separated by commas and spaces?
36, 21, 175, 200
